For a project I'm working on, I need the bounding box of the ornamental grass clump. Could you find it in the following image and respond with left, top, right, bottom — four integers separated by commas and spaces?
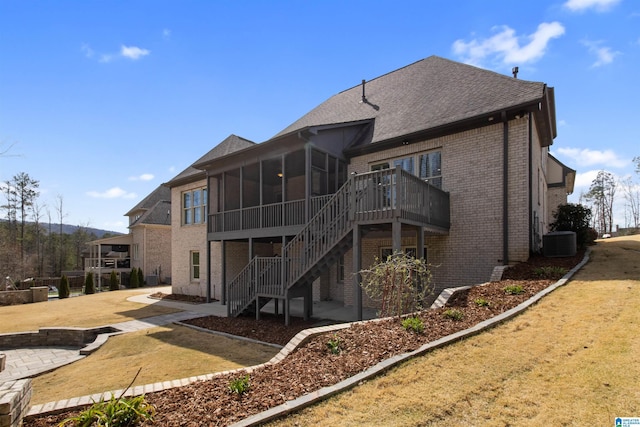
61, 368, 155, 426
360, 251, 434, 318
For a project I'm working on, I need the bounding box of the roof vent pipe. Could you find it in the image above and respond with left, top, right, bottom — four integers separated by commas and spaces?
361, 79, 367, 102
512, 67, 519, 78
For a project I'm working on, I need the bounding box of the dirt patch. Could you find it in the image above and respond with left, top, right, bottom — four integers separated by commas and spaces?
24, 253, 586, 427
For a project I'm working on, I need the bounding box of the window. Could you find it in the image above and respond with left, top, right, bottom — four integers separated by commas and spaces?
337, 255, 345, 282
190, 251, 200, 281
419, 152, 442, 189
132, 244, 139, 261
371, 150, 442, 189
183, 188, 207, 225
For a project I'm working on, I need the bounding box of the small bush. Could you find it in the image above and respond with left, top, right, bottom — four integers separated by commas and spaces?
474, 298, 490, 307
326, 334, 342, 355
84, 272, 95, 295
109, 271, 119, 291
533, 266, 568, 279
443, 309, 464, 321
58, 275, 70, 299
360, 251, 434, 318
129, 268, 139, 288
401, 316, 424, 334
504, 285, 524, 295
60, 394, 155, 426
137, 268, 145, 287
228, 374, 251, 395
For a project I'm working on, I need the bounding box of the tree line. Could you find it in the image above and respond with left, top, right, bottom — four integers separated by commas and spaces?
578, 156, 640, 236
1, 172, 113, 283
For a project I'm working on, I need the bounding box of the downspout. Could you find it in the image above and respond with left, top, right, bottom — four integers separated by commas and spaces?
206, 171, 211, 303
528, 112, 533, 253
502, 112, 509, 265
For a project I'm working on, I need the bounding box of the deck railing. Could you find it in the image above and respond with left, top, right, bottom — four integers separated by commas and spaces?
226, 167, 450, 317
209, 195, 333, 234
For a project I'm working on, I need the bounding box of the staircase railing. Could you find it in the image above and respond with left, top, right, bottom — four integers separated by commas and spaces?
226, 168, 449, 317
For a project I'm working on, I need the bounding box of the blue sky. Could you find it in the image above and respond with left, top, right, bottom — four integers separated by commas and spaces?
1, 0, 638, 233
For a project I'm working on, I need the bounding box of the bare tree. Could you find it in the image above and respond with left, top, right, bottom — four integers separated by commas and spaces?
55, 194, 67, 275
585, 170, 617, 235
31, 201, 46, 276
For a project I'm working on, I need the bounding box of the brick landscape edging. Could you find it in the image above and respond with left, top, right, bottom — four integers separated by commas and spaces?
27, 249, 590, 423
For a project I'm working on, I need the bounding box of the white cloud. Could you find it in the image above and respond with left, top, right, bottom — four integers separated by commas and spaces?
573, 169, 601, 189
129, 173, 154, 181
168, 166, 176, 173
564, 0, 620, 12
87, 187, 137, 199
556, 147, 629, 168
581, 39, 621, 67
81, 43, 94, 59
99, 54, 114, 63
163, 29, 171, 40
453, 22, 565, 66
558, 119, 568, 127
120, 45, 150, 60
83, 44, 150, 63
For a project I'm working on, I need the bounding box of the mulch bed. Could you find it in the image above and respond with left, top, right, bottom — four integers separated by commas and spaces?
148, 292, 210, 304
24, 250, 585, 427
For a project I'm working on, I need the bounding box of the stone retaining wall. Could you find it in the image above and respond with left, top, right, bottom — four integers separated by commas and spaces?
0, 326, 118, 350
0, 287, 48, 306
0, 380, 31, 427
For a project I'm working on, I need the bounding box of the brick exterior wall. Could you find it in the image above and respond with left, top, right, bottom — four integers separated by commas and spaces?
131, 224, 171, 284
338, 117, 546, 307
171, 180, 209, 297
178, 116, 553, 310
547, 188, 568, 226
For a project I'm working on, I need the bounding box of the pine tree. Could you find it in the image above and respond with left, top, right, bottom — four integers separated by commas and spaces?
129, 268, 139, 288
109, 270, 119, 291
58, 274, 70, 299
84, 272, 95, 294
137, 267, 145, 287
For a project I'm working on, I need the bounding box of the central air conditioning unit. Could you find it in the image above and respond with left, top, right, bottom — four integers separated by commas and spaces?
543, 231, 577, 258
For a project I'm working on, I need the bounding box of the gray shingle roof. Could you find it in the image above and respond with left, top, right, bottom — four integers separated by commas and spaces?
125, 185, 171, 217
130, 200, 171, 227
167, 134, 256, 186
274, 56, 547, 145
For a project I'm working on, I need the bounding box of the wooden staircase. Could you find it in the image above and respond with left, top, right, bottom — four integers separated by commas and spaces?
225, 167, 450, 319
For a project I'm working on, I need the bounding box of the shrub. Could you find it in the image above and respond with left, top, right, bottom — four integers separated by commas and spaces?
60, 394, 155, 426
401, 316, 424, 334
533, 266, 568, 279
326, 334, 342, 355
474, 298, 490, 307
84, 272, 95, 294
360, 251, 434, 318
129, 268, 139, 289
504, 285, 524, 295
137, 268, 145, 287
58, 275, 70, 299
228, 374, 251, 395
109, 271, 119, 291
443, 309, 464, 321
549, 203, 593, 249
